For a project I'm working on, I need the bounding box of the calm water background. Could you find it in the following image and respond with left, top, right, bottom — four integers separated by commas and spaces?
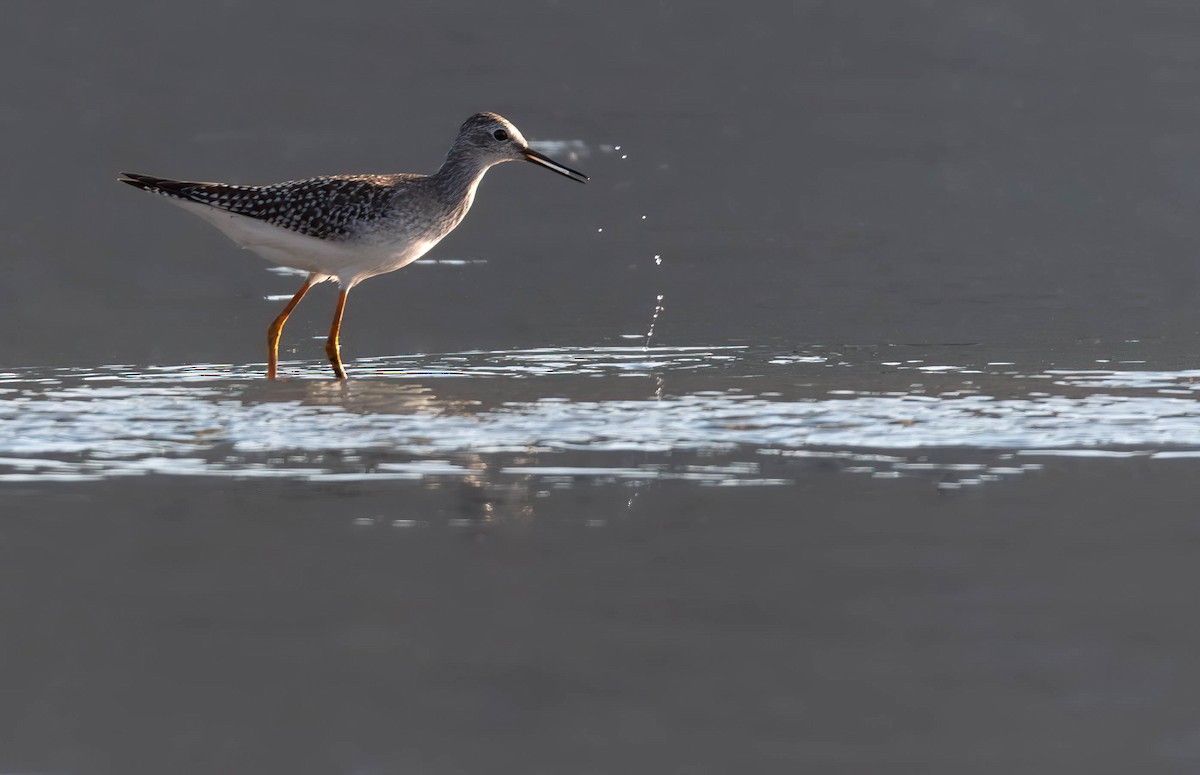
5, 1, 1200, 772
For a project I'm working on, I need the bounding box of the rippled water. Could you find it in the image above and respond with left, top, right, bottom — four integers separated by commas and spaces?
3, 343, 1199, 487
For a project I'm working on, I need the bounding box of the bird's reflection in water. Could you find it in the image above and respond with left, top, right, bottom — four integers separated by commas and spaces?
453, 472, 536, 527
392, 467, 633, 531
242, 378, 482, 418
251, 380, 551, 525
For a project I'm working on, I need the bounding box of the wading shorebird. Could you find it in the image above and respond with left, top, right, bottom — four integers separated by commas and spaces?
119, 112, 587, 379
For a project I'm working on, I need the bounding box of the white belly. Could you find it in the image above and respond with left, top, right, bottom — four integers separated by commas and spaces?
172, 199, 438, 288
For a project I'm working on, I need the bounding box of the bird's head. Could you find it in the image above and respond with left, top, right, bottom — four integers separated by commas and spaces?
451, 112, 588, 183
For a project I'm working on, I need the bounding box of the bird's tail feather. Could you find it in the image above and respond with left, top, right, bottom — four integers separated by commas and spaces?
117, 172, 193, 197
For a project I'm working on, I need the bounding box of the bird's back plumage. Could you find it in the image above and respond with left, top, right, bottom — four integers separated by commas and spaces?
118, 172, 415, 241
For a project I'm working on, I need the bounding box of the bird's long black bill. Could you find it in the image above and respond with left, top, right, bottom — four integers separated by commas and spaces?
524, 149, 588, 183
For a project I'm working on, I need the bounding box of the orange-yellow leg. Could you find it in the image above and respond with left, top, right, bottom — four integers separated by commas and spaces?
267, 276, 315, 380
325, 289, 349, 380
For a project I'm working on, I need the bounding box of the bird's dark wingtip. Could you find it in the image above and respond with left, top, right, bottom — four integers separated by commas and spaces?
117, 173, 193, 197
118, 172, 157, 190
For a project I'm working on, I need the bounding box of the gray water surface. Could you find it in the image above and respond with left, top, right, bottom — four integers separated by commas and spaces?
7, 345, 1200, 484
7, 1, 1200, 773
3, 344, 1200, 487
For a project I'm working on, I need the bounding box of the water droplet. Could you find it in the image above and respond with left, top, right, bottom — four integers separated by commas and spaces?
644, 294, 666, 351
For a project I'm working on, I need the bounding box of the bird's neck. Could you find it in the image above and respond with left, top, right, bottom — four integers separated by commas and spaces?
432, 148, 493, 212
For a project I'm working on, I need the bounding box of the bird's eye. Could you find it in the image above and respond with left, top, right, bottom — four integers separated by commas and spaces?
492, 129, 509, 141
